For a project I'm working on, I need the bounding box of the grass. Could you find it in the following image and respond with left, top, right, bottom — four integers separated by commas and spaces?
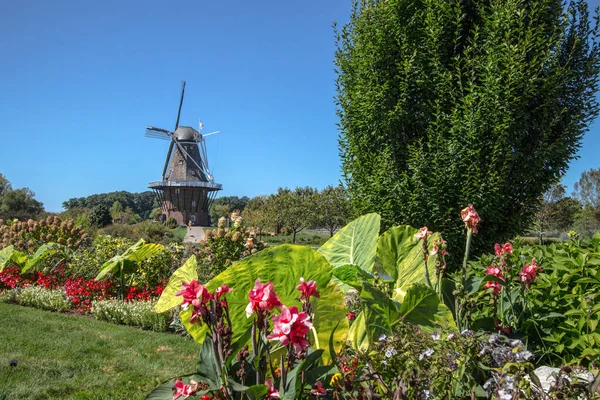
0, 303, 199, 399
261, 229, 331, 248
170, 226, 188, 241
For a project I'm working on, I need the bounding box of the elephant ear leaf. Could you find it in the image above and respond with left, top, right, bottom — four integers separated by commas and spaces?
155, 255, 199, 313
397, 283, 456, 333
318, 213, 381, 271
22, 242, 67, 273
0, 245, 26, 271
96, 239, 164, 280
375, 225, 440, 291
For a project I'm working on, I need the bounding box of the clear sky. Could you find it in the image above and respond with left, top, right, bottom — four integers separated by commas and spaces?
1, 0, 599, 212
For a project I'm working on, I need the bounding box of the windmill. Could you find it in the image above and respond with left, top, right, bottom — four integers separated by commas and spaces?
146, 81, 222, 226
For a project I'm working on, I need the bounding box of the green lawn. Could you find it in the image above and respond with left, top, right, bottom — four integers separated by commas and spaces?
0, 303, 199, 399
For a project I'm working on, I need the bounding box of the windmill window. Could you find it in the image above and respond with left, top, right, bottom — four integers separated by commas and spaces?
179, 160, 184, 165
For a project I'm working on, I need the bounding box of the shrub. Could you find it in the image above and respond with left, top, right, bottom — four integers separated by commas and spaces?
16, 285, 71, 312
92, 299, 169, 332
135, 243, 185, 288
67, 235, 132, 279
0, 289, 17, 303
165, 217, 178, 229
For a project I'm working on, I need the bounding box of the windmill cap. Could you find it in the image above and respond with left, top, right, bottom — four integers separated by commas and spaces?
174, 126, 200, 141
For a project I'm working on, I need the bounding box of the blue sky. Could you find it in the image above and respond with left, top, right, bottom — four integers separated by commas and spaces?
1, 0, 599, 212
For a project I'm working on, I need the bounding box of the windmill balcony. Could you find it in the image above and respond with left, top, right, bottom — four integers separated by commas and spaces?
148, 180, 222, 190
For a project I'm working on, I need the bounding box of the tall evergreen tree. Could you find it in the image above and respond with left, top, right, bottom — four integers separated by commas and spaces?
336, 0, 600, 257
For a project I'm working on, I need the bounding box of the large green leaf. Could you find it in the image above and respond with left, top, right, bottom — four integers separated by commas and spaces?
397, 283, 456, 333
331, 264, 374, 292
96, 239, 164, 280
318, 213, 381, 271
184, 245, 347, 359
154, 256, 199, 313
360, 282, 400, 342
0, 245, 26, 271
346, 312, 370, 351
311, 283, 350, 361
375, 225, 440, 291
22, 243, 68, 274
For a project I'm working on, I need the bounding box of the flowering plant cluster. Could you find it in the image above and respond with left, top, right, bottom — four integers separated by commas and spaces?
149, 276, 345, 400
16, 285, 72, 312
92, 299, 170, 332
0, 216, 88, 253
125, 283, 164, 302
64, 276, 115, 313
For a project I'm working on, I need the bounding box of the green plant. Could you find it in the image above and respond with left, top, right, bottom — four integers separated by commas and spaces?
16, 286, 71, 312
67, 235, 132, 279
0, 216, 87, 253
465, 235, 600, 366
92, 299, 170, 332
165, 217, 178, 229
0, 289, 16, 304
96, 239, 164, 299
336, 0, 600, 261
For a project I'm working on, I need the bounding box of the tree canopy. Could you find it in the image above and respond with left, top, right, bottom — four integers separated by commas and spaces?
62, 191, 158, 220
0, 173, 44, 220
336, 0, 600, 256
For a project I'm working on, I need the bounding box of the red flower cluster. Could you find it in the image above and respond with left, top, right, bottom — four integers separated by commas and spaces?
461, 204, 481, 234
484, 265, 504, 295
34, 271, 61, 289
64, 277, 114, 313
296, 278, 319, 300
125, 284, 164, 302
0, 267, 28, 289
245, 279, 282, 318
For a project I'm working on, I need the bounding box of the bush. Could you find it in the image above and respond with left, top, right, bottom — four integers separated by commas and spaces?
92, 299, 169, 332
0, 289, 16, 303
165, 217, 178, 229
135, 243, 185, 288
16, 285, 71, 312
67, 235, 132, 279
89, 204, 111, 228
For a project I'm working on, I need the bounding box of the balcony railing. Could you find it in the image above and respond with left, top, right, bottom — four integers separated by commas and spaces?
148, 180, 223, 190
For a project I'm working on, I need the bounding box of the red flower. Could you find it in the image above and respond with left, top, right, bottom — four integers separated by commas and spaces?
267, 305, 312, 353
265, 380, 280, 399
414, 226, 432, 239
296, 278, 319, 300
172, 379, 196, 399
484, 280, 502, 295
245, 279, 282, 318
176, 280, 212, 310
484, 265, 504, 295
311, 381, 327, 396
494, 243, 513, 257
215, 284, 232, 299
519, 258, 541, 285
348, 312, 355, 321
461, 204, 480, 234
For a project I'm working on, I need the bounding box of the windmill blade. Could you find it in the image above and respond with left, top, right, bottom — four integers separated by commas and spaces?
174, 81, 186, 130
145, 126, 172, 140
162, 139, 175, 180
202, 130, 220, 138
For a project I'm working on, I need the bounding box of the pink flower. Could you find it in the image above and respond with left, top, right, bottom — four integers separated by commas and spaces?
267, 305, 312, 353
311, 381, 327, 396
486, 265, 503, 278
519, 258, 541, 285
265, 380, 280, 399
176, 280, 213, 310
296, 278, 319, 300
348, 312, 355, 321
245, 279, 282, 318
172, 379, 195, 399
215, 284, 233, 299
414, 226, 432, 239
484, 265, 504, 295
461, 204, 480, 234
484, 280, 502, 295
494, 243, 513, 257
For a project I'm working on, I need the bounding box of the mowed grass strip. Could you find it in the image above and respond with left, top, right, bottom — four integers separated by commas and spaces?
0, 303, 199, 399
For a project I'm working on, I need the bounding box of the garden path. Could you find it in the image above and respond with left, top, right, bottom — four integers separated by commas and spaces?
184, 226, 205, 243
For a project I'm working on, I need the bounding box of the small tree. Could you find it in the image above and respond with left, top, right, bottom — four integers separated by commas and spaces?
242, 195, 270, 241
264, 187, 317, 243
89, 204, 111, 228
316, 185, 350, 237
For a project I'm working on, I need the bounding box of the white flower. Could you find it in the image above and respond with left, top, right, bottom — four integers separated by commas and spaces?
419, 348, 434, 361
378, 334, 388, 342
385, 348, 397, 358
447, 333, 455, 340
431, 331, 440, 341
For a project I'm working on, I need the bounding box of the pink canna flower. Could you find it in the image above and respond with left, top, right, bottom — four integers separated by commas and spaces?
484, 265, 504, 295
348, 312, 355, 321
296, 278, 320, 300
494, 243, 513, 257
267, 305, 312, 353
172, 379, 196, 399
519, 258, 541, 285
265, 380, 280, 399
484, 280, 502, 295
414, 226, 432, 239
176, 280, 213, 310
311, 381, 327, 396
461, 204, 480, 234
245, 279, 283, 318
215, 284, 233, 299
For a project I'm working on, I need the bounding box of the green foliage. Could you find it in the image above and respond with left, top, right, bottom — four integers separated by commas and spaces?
62, 190, 158, 220
264, 187, 318, 243
89, 204, 112, 228
67, 235, 132, 279
209, 195, 249, 225
16, 285, 71, 312
336, 0, 600, 261
165, 217, 178, 229
315, 185, 350, 237
92, 299, 169, 332
467, 236, 600, 366
154, 255, 199, 313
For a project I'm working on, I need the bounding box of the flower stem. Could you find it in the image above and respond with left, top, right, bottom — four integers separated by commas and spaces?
462, 229, 473, 282
310, 326, 320, 350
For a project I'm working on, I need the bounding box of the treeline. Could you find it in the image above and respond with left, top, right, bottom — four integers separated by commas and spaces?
209, 185, 350, 242
0, 173, 44, 220
534, 168, 600, 238
62, 191, 159, 221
